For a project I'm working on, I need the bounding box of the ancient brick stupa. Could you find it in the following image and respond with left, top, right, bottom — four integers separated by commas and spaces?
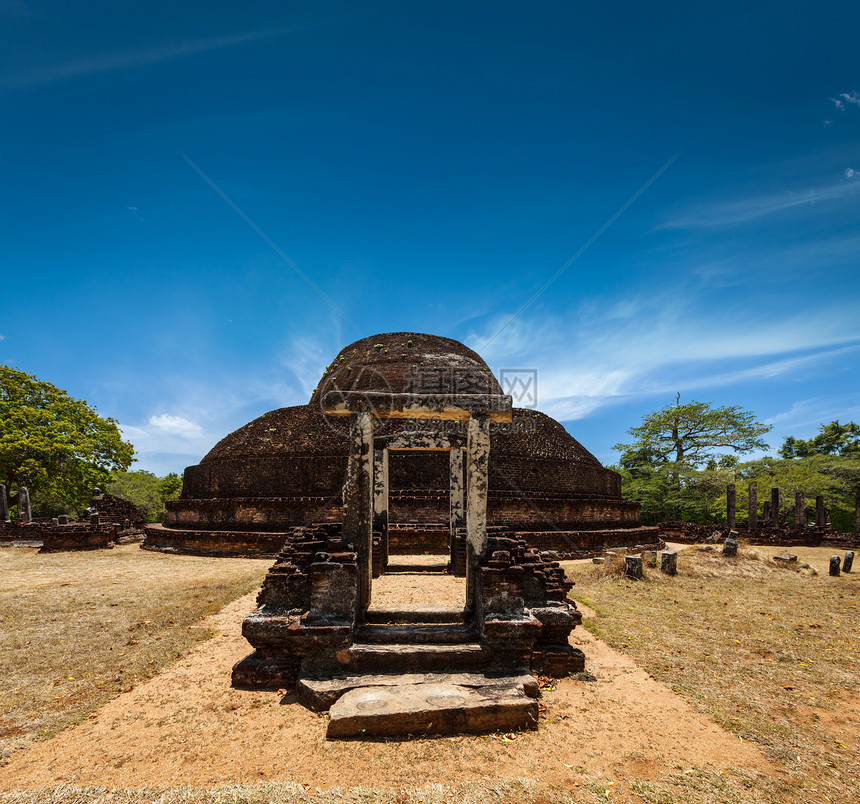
143, 332, 659, 558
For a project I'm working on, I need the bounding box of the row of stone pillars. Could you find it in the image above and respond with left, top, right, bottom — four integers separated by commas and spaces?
0, 484, 30, 524
726, 483, 860, 533
342, 409, 493, 617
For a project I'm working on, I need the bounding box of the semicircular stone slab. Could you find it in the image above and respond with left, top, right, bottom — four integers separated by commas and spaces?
326, 681, 538, 738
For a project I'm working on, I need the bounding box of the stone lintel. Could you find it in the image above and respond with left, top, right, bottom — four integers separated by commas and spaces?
375, 431, 466, 450
322, 392, 512, 422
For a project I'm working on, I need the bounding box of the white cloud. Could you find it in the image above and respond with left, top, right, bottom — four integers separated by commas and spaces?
839, 91, 860, 108
846, 168, 858, 180
832, 98, 846, 111
148, 414, 204, 438
0, 334, 5, 341
466, 290, 860, 428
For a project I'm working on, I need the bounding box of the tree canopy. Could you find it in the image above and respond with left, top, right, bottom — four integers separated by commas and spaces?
0, 365, 134, 514
780, 420, 860, 458
614, 395, 772, 470
106, 470, 182, 523
612, 401, 858, 530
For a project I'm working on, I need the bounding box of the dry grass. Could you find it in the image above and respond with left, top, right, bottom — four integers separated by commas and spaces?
3, 544, 858, 803
0, 780, 551, 804
0, 544, 269, 760
565, 544, 860, 804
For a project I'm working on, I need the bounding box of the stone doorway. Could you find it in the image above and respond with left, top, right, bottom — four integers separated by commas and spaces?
372, 431, 466, 583
385, 449, 451, 557
232, 387, 585, 738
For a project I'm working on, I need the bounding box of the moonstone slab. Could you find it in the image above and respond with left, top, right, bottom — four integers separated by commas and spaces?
326, 681, 538, 738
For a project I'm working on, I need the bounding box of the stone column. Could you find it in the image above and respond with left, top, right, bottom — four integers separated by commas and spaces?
723, 538, 739, 557
661, 551, 677, 575
343, 411, 373, 613
449, 447, 465, 563
0, 484, 9, 523
816, 495, 826, 528
372, 448, 389, 568
829, 555, 841, 576
19, 486, 32, 524
770, 487, 780, 527
726, 484, 736, 530
763, 501, 771, 523
748, 482, 757, 534
625, 555, 643, 580
465, 413, 490, 609
856, 488, 860, 535
844, 551, 855, 574
795, 491, 806, 530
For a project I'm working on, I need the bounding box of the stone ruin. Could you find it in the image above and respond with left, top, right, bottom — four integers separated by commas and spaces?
0, 485, 146, 552
221, 333, 601, 737
659, 482, 860, 551
144, 333, 662, 560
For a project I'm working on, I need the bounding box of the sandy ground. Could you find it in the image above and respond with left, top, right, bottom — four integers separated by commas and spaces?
0, 558, 776, 792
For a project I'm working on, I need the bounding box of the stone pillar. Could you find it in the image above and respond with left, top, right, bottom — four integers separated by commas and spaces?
795, 491, 806, 530
643, 550, 658, 568
723, 538, 738, 557
19, 486, 32, 524
465, 413, 490, 609
0, 484, 9, 523
748, 482, 757, 533
726, 484, 736, 530
343, 411, 373, 613
625, 555, 643, 580
771, 487, 780, 527
856, 488, 860, 535
843, 551, 854, 574
829, 555, 841, 576
661, 551, 677, 575
763, 501, 771, 523
372, 448, 389, 568
816, 495, 826, 528
449, 447, 465, 564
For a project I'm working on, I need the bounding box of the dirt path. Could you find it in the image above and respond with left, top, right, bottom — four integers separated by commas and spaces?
1, 572, 774, 792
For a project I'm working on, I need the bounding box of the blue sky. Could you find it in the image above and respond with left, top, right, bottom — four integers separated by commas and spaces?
2, 1, 859, 475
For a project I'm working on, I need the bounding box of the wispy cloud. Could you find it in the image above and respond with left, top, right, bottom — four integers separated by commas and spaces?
467, 292, 860, 428
831, 90, 860, 112
766, 394, 860, 433
2, 28, 292, 90
663, 176, 860, 229
0, 334, 5, 341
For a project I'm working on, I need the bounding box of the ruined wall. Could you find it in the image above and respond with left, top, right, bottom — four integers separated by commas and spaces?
658, 521, 859, 549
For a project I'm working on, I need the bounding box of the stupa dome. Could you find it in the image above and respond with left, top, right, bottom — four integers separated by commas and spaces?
145, 332, 656, 557
308, 332, 502, 404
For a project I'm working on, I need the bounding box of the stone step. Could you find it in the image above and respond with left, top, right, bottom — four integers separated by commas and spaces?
341, 642, 492, 674
326, 679, 539, 738
383, 563, 448, 574
298, 670, 539, 711
364, 605, 468, 625
354, 623, 478, 645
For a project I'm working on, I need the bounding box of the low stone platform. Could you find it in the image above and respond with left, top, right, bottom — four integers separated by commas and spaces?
325, 677, 539, 738
298, 670, 539, 711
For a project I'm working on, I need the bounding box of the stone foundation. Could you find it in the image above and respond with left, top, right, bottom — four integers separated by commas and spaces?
659, 521, 858, 550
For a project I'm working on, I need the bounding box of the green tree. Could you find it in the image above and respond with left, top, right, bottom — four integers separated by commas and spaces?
780, 420, 860, 458
107, 470, 183, 523
613, 396, 771, 523
614, 395, 772, 473
0, 365, 134, 515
